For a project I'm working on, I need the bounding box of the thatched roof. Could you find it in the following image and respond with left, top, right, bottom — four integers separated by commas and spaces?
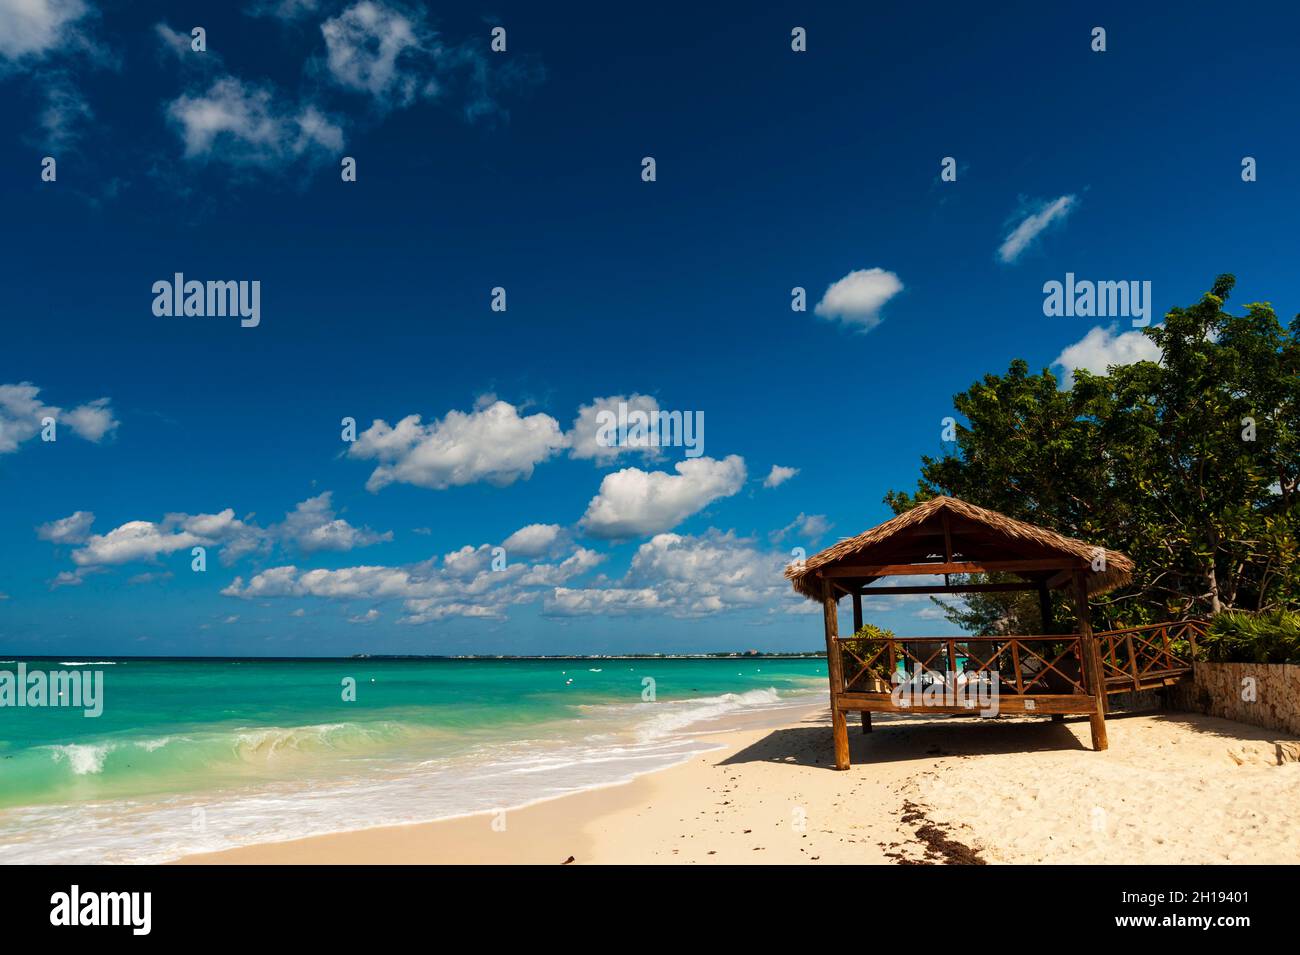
785, 495, 1133, 600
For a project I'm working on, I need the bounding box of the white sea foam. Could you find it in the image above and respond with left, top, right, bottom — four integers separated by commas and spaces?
635, 687, 786, 741
135, 737, 179, 752
47, 743, 112, 775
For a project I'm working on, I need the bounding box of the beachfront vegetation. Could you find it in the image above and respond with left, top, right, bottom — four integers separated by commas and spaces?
1198, 609, 1300, 664
842, 624, 897, 688
843, 623, 896, 660
888, 274, 1300, 634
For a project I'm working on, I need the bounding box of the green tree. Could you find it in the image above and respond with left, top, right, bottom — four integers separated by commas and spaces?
889, 275, 1300, 633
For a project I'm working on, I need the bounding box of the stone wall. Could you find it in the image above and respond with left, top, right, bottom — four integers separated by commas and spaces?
1167, 661, 1300, 737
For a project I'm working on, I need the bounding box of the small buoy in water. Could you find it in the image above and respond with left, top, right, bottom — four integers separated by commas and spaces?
565, 678, 573, 685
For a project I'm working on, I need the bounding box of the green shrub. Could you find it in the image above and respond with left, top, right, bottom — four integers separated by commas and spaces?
841, 624, 897, 686
1199, 610, 1300, 664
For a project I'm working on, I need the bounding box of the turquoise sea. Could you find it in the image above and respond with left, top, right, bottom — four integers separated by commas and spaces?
0, 657, 825, 863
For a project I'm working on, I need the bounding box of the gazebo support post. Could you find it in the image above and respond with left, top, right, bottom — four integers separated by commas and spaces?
1072, 571, 1109, 751
1041, 584, 1063, 725
1037, 584, 1053, 632
822, 579, 850, 769
852, 592, 870, 733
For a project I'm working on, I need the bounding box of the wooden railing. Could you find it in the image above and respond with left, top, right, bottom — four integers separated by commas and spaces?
1094, 620, 1204, 690
835, 635, 1089, 696
835, 622, 1204, 699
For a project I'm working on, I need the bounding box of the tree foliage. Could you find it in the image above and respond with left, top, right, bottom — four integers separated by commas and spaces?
887, 275, 1300, 633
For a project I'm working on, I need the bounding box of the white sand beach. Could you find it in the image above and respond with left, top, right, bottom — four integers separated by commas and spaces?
180, 705, 1300, 865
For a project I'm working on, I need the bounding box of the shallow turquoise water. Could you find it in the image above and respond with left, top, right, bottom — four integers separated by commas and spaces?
0, 657, 825, 862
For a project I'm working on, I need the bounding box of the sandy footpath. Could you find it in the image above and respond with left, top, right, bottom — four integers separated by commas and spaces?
179, 706, 1300, 865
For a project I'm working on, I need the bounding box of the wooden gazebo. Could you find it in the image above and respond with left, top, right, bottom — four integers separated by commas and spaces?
786, 496, 1200, 769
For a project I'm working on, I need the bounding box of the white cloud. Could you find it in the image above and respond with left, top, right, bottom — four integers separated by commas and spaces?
278, 492, 391, 553
167, 509, 269, 564
71, 521, 202, 567
0, 1, 105, 149
0, 382, 118, 453
814, 268, 903, 331
348, 608, 381, 624
517, 548, 605, 586
763, 464, 798, 488
38, 70, 91, 147
60, 397, 117, 442
627, 530, 784, 616
568, 393, 663, 463
37, 510, 95, 544
440, 543, 502, 580
771, 512, 832, 544
349, 399, 566, 492
63, 508, 268, 568
128, 570, 173, 585
579, 455, 746, 539
321, 1, 433, 108
50, 569, 94, 589
224, 564, 415, 599
398, 601, 505, 625
998, 195, 1076, 264
43, 495, 391, 572
544, 530, 792, 619
222, 521, 802, 624
167, 76, 343, 167
315, 0, 542, 122
0, 0, 89, 61
502, 522, 564, 558
1052, 324, 1162, 387
543, 587, 666, 617
154, 23, 194, 60
223, 537, 604, 626
780, 600, 822, 615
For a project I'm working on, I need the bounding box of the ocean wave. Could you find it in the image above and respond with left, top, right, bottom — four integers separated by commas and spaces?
57, 661, 117, 666
635, 686, 790, 740
23, 721, 428, 792
48, 743, 113, 775
135, 737, 182, 752
231, 721, 418, 761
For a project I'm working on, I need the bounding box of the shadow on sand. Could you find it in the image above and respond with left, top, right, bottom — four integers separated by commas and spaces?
720, 705, 1298, 771
718, 710, 1098, 771
1138, 707, 1296, 743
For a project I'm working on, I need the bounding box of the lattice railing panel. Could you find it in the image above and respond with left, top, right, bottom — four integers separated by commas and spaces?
834, 635, 1088, 696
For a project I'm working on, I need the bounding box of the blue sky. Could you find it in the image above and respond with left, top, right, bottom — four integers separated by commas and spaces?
3, 1, 1299, 656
